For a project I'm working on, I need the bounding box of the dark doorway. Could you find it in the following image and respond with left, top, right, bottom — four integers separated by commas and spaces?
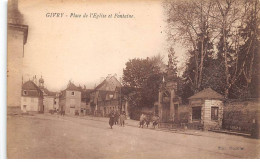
192, 106, 201, 120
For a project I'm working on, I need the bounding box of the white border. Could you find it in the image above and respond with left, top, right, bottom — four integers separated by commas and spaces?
0, 0, 7, 159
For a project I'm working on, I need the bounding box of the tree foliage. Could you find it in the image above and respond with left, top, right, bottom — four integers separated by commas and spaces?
122, 56, 165, 109
165, 0, 260, 100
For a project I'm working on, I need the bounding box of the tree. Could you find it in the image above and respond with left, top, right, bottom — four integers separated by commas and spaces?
231, 0, 260, 98
213, 0, 244, 98
166, 0, 260, 99
214, 0, 260, 99
122, 58, 153, 89
165, 0, 216, 93
122, 57, 165, 109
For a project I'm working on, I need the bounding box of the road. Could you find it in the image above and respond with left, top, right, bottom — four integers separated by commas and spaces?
7, 114, 260, 159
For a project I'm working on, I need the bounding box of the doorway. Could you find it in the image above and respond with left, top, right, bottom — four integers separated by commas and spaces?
192, 106, 202, 121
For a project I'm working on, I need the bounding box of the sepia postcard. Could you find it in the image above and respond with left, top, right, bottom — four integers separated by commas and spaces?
7, 0, 260, 159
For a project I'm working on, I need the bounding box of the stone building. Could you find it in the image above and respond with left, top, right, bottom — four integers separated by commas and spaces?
90, 74, 128, 116
7, 0, 28, 107
94, 74, 122, 91
92, 89, 127, 117
188, 88, 224, 130
59, 81, 82, 115
21, 80, 43, 113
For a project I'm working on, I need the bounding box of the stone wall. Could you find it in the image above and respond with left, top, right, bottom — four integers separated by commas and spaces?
222, 99, 259, 134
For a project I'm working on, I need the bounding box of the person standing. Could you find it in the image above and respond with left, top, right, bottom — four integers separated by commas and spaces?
120, 111, 126, 127
114, 110, 119, 125
109, 111, 115, 129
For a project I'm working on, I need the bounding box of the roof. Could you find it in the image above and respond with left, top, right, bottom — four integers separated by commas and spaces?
22, 81, 42, 97
95, 79, 107, 91
22, 80, 40, 91
94, 76, 121, 91
66, 82, 81, 91
42, 88, 56, 96
188, 88, 224, 100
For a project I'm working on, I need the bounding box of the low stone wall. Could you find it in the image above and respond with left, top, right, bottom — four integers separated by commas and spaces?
222, 99, 259, 137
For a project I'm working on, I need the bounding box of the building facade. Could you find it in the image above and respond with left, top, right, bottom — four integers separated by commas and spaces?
59, 82, 82, 115
90, 74, 128, 116
7, 0, 28, 107
188, 88, 224, 130
21, 80, 43, 113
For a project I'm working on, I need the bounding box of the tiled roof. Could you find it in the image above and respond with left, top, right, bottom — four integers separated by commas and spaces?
94, 76, 121, 91
22, 80, 39, 90
40, 87, 57, 96
22, 81, 42, 97
95, 80, 107, 91
188, 88, 224, 100
46, 89, 56, 96
66, 82, 81, 91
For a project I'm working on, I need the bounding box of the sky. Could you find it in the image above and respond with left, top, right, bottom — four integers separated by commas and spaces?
18, 0, 187, 91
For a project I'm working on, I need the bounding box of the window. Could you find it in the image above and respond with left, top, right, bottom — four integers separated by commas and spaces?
192, 106, 201, 120
23, 90, 27, 95
54, 101, 57, 105
71, 91, 75, 96
211, 107, 219, 120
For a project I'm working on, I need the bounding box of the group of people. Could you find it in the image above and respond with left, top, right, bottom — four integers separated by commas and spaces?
109, 111, 127, 129
139, 113, 159, 129
108, 111, 160, 129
